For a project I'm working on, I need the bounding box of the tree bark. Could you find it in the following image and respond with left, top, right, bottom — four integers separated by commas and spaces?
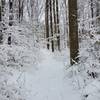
18, 0, 24, 23
45, 0, 50, 49
50, 0, 54, 52
68, 0, 79, 65
9, 0, 13, 26
56, 0, 60, 51
90, 0, 94, 25
0, 6, 1, 21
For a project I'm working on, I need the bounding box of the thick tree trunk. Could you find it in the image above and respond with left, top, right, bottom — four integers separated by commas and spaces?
68, 0, 79, 65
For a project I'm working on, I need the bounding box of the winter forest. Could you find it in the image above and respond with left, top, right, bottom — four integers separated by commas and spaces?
0, 0, 100, 100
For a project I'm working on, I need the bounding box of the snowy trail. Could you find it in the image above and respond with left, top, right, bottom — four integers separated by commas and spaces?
25, 49, 81, 100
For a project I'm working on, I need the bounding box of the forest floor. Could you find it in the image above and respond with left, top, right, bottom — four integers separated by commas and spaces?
24, 49, 81, 100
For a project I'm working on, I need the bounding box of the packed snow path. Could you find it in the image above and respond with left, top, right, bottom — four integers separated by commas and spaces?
25, 49, 81, 100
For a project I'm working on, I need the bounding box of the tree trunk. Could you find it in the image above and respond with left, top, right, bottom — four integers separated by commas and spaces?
0, 0, 5, 44
56, 0, 60, 51
90, 0, 94, 26
45, 0, 50, 49
18, 0, 24, 23
0, 5, 3, 44
9, 0, 13, 26
0, 5, 1, 21
64, 0, 69, 47
53, 0, 56, 50
68, 0, 79, 65
1, 0, 5, 18
49, 0, 54, 52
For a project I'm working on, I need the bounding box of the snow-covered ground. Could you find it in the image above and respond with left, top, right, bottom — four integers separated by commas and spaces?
24, 49, 81, 100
